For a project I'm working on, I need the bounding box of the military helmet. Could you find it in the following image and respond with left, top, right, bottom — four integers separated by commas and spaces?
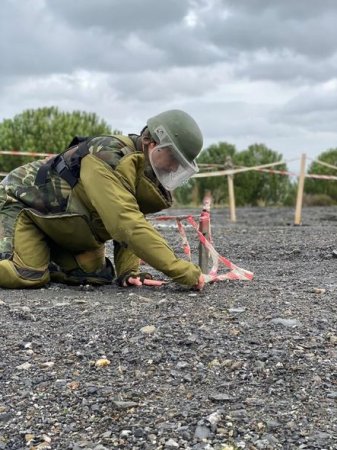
146, 109, 203, 190
147, 109, 203, 163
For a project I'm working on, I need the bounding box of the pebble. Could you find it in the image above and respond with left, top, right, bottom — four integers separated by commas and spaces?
16, 362, 32, 370
209, 393, 234, 402
228, 307, 246, 313
140, 325, 156, 334
194, 424, 211, 439
165, 438, 180, 448
112, 401, 138, 409
271, 318, 302, 327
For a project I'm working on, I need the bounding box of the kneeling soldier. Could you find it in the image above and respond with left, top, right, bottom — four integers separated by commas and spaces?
0, 109, 207, 290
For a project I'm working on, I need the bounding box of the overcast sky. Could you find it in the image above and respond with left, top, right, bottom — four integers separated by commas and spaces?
1, 0, 337, 170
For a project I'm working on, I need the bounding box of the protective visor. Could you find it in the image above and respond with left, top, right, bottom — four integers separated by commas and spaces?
149, 126, 199, 191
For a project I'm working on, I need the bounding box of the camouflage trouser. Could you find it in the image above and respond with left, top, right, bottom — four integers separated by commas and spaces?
0, 184, 23, 256
0, 185, 114, 287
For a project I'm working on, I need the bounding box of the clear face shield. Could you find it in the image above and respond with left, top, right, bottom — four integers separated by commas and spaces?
148, 126, 199, 191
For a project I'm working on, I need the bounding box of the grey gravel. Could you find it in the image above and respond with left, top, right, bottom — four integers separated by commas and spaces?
1, 206, 337, 449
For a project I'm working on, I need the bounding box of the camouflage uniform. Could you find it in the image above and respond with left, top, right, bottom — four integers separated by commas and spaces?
0, 135, 159, 253
0, 134, 201, 288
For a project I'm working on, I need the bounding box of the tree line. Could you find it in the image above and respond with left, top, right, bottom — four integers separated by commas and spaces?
0, 107, 336, 207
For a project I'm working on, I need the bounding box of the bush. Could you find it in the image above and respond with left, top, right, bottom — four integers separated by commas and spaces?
303, 194, 336, 207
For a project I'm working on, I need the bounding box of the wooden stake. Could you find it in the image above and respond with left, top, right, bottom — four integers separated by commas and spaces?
224, 156, 236, 222
227, 173, 236, 222
294, 153, 306, 225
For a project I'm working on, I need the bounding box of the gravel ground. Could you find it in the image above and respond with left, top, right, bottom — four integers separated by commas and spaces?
1, 206, 337, 450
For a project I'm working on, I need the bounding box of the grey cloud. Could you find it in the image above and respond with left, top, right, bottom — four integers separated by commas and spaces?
110, 67, 218, 102
230, 0, 337, 20
204, 3, 337, 59
235, 52, 337, 83
3, 0, 337, 84
269, 87, 337, 133
282, 89, 337, 114
46, 0, 189, 31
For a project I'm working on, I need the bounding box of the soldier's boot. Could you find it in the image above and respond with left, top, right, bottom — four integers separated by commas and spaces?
49, 246, 115, 286
49, 257, 115, 286
0, 251, 12, 260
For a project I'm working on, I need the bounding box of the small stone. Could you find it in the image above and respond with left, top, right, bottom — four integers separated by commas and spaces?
101, 431, 112, 439
207, 411, 222, 430
41, 361, 54, 368
16, 362, 32, 370
95, 358, 111, 367
176, 361, 189, 369
120, 430, 132, 438
112, 400, 138, 409
312, 288, 326, 294
228, 307, 246, 313
133, 427, 145, 437
165, 438, 179, 448
73, 299, 88, 304
328, 334, 337, 344
271, 318, 301, 327
194, 424, 211, 439
209, 393, 234, 402
140, 325, 156, 334
327, 391, 337, 399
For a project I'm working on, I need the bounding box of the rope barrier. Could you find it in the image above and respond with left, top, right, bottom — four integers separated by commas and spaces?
241, 166, 337, 181
193, 160, 286, 178
307, 157, 337, 171
186, 215, 254, 281
150, 212, 253, 282
0, 150, 54, 157
306, 173, 337, 180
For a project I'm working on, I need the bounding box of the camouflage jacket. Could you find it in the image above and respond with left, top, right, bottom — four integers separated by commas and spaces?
1, 134, 168, 213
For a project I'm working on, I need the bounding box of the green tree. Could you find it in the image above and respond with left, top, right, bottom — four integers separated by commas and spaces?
175, 142, 291, 207
305, 148, 337, 202
175, 142, 238, 206
235, 144, 290, 206
195, 142, 237, 205
0, 107, 113, 172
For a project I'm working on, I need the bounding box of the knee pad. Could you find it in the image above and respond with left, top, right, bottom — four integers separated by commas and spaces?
0, 259, 50, 288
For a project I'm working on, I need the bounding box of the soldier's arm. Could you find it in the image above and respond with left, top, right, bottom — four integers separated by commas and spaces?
113, 240, 141, 278
79, 154, 201, 287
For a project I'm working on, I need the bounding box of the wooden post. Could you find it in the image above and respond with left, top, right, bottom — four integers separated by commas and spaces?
225, 156, 236, 222
198, 191, 211, 273
294, 153, 306, 225
227, 173, 236, 222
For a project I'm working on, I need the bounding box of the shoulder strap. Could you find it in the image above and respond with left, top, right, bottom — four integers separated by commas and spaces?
35, 134, 137, 188
35, 156, 57, 187
35, 140, 90, 188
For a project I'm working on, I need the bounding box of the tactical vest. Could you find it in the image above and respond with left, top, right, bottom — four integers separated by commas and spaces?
35, 135, 135, 188
32, 135, 172, 244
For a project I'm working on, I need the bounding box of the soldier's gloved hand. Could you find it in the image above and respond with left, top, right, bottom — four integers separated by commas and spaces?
117, 272, 167, 287
194, 274, 217, 290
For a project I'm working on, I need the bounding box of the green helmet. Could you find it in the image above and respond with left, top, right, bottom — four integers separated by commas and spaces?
147, 109, 203, 164
146, 110, 204, 191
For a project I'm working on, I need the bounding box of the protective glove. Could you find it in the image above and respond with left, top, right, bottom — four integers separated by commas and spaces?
194, 274, 217, 290
117, 271, 167, 287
